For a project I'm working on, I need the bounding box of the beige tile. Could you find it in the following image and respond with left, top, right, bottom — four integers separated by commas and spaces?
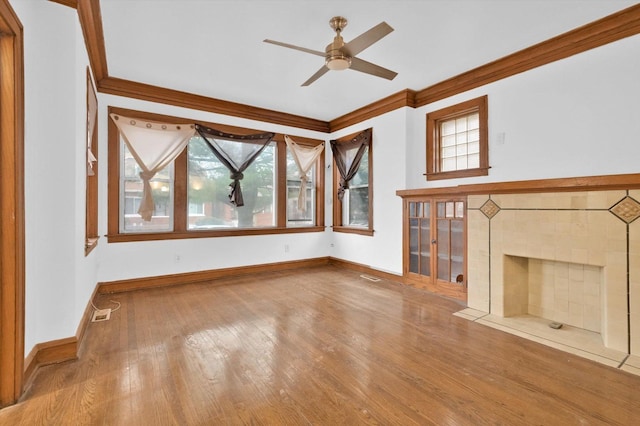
624, 354, 640, 368
467, 195, 489, 210
620, 364, 640, 377
587, 190, 627, 209
582, 305, 601, 333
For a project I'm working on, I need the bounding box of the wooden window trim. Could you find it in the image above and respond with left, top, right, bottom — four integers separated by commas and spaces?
332, 129, 374, 236
85, 68, 99, 255
426, 95, 488, 181
0, 0, 25, 406
107, 106, 325, 242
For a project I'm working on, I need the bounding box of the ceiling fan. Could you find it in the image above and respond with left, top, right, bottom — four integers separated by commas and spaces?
264, 16, 397, 86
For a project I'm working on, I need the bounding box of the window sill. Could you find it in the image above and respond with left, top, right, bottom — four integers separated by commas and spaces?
425, 167, 490, 181
106, 226, 326, 243
85, 237, 99, 256
332, 226, 374, 236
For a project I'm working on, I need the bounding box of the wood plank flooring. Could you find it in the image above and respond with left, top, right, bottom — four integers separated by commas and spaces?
2, 265, 640, 425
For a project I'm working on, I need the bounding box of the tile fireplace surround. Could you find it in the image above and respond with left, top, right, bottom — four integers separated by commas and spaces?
465, 188, 640, 372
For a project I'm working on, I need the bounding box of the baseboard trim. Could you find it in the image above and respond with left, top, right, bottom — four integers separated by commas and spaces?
23, 337, 77, 391
328, 257, 403, 283
23, 285, 100, 390
97, 257, 331, 294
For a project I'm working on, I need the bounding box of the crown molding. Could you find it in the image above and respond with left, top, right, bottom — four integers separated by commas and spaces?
329, 89, 417, 132
76, 0, 108, 82
49, 0, 77, 8
99, 76, 330, 132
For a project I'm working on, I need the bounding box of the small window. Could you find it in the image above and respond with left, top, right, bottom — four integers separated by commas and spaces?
332, 129, 373, 236
426, 95, 488, 180
286, 149, 316, 227
120, 141, 174, 233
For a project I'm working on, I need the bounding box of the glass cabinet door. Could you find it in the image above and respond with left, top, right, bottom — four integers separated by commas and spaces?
408, 201, 431, 277
436, 201, 465, 286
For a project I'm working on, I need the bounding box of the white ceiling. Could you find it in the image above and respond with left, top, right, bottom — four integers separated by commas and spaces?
100, 0, 637, 122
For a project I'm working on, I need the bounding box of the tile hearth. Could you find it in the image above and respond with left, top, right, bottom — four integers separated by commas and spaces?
454, 308, 638, 376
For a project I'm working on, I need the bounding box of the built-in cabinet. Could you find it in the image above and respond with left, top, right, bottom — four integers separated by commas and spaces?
404, 197, 467, 301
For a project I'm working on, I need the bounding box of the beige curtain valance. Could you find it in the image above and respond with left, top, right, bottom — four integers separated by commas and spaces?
110, 114, 195, 221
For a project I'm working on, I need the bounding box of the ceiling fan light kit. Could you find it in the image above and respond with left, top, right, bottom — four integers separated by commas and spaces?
264, 15, 397, 86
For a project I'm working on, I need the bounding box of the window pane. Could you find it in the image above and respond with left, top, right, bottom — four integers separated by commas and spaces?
442, 146, 456, 158
120, 141, 173, 233
187, 136, 275, 230
442, 135, 456, 147
349, 146, 369, 187
342, 186, 369, 227
286, 147, 316, 226
409, 202, 417, 217
445, 202, 454, 218
423, 202, 430, 218
467, 153, 480, 169
468, 129, 479, 142
441, 120, 456, 136
442, 157, 456, 172
341, 145, 370, 227
467, 113, 479, 130
456, 156, 467, 169
438, 110, 482, 172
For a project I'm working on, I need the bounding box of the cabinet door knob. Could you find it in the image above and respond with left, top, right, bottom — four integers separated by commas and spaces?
431, 239, 437, 244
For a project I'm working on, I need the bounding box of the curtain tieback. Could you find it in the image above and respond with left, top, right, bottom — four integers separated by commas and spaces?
337, 179, 350, 202
139, 171, 155, 182
230, 171, 244, 180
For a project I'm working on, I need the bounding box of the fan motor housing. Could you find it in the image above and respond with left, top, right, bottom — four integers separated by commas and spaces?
325, 36, 351, 70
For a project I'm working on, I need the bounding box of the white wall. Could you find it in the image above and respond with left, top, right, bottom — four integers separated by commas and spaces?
328, 108, 408, 276
12, 0, 94, 353
406, 34, 640, 189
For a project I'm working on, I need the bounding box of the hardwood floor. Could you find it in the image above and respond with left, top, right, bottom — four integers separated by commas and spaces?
2, 265, 640, 425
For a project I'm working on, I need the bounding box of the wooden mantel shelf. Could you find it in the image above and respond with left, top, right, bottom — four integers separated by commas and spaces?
396, 173, 640, 198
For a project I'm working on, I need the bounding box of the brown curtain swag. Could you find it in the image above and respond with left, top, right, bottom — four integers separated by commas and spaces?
330, 128, 372, 202
195, 124, 275, 207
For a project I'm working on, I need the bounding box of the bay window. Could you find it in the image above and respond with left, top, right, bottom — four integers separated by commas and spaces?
108, 107, 324, 242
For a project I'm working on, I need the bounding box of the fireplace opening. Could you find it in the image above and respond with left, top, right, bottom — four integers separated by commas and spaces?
503, 255, 604, 335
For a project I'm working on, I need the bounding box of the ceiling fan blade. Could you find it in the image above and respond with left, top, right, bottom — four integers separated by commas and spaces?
302, 66, 330, 86
342, 22, 393, 56
350, 57, 397, 81
263, 39, 325, 57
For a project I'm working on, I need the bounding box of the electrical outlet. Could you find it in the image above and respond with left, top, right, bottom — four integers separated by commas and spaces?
92, 308, 111, 322
284, 244, 290, 253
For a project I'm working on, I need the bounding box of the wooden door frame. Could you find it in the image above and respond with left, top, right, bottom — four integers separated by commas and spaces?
0, 0, 25, 407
